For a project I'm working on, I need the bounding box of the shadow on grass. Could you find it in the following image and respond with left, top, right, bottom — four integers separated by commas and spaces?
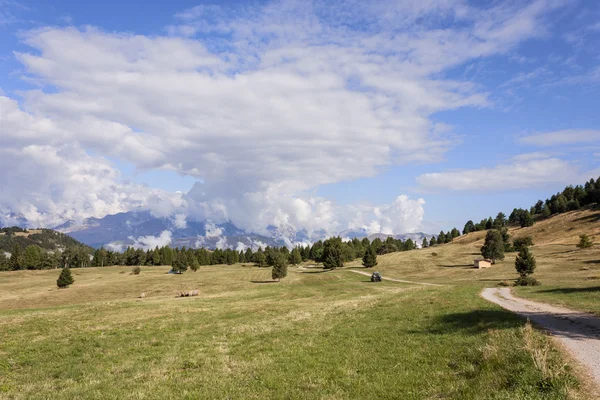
574, 211, 600, 223
425, 310, 522, 335
584, 260, 600, 264
250, 280, 277, 284
299, 269, 334, 274
536, 286, 600, 294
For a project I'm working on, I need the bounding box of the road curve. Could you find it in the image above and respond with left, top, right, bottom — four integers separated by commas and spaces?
482, 287, 600, 387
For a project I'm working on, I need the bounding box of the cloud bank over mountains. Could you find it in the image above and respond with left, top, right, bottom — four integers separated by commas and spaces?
0, 0, 584, 239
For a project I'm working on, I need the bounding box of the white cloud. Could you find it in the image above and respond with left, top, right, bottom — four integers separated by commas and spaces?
0, 0, 571, 237
130, 230, 172, 250
172, 213, 187, 229
417, 157, 580, 192
519, 130, 600, 146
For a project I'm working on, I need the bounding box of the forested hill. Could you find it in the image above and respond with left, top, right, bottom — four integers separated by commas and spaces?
0, 227, 93, 254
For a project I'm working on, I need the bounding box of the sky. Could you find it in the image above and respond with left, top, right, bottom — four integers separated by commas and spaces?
0, 0, 599, 239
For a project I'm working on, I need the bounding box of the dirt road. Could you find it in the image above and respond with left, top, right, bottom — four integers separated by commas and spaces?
347, 269, 444, 287
482, 287, 600, 387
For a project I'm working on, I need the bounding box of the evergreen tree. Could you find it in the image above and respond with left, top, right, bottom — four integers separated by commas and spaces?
541, 205, 551, 218
57, 267, 74, 288
437, 231, 446, 244
404, 238, 416, 250
463, 220, 475, 235
362, 245, 377, 268
513, 236, 534, 253
493, 213, 507, 229
23, 245, 43, 270
190, 257, 200, 272
450, 228, 460, 239
421, 238, 428, 249
519, 210, 534, 228
271, 253, 288, 281
289, 247, 302, 265
485, 217, 493, 230
9, 244, 24, 271
322, 237, 344, 270
42, 253, 59, 270
577, 234, 593, 249
429, 236, 437, 247
0, 253, 8, 271
500, 228, 513, 252
480, 230, 505, 264
515, 247, 536, 277
253, 251, 267, 267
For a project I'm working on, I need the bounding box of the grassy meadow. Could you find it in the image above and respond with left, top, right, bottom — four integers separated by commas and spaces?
0, 208, 599, 399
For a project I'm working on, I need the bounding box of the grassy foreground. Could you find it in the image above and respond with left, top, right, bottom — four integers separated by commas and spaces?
0, 264, 587, 399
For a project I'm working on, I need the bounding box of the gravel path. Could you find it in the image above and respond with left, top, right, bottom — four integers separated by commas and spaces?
482, 287, 600, 387
348, 269, 444, 287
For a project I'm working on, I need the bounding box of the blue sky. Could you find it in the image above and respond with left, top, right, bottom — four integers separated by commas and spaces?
0, 0, 599, 237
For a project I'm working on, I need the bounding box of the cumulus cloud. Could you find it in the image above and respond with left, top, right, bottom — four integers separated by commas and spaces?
172, 213, 187, 229
130, 230, 173, 250
417, 157, 581, 192
0, 0, 570, 236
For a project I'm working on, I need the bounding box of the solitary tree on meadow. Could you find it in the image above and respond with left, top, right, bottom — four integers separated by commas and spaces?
480, 230, 505, 264
57, 267, 74, 288
271, 253, 288, 282
515, 246, 537, 285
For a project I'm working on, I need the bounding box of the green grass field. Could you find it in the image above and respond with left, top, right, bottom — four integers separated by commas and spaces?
1, 209, 598, 399
0, 262, 591, 399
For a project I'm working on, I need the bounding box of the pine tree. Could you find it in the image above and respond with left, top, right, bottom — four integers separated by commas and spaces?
362, 245, 378, 268
437, 231, 446, 244
519, 210, 534, 228
57, 267, 74, 288
515, 247, 536, 277
289, 248, 302, 265
9, 244, 24, 271
480, 230, 505, 264
253, 251, 267, 267
190, 257, 200, 272
463, 220, 475, 235
271, 253, 288, 281
577, 234, 593, 249
322, 238, 344, 270
429, 236, 437, 247
421, 238, 428, 249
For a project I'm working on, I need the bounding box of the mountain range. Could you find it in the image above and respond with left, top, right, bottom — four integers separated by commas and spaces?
5, 210, 432, 250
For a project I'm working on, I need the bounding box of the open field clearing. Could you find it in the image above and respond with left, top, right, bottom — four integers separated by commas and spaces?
1, 209, 599, 399
0, 263, 590, 399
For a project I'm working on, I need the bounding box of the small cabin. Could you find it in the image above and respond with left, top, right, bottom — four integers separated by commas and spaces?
474, 259, 492, 269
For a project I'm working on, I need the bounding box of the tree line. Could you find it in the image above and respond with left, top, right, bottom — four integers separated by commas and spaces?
462, 178, 600, 235
1, 231, 454, 272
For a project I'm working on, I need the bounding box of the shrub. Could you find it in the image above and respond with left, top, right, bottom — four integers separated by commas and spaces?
514, 276, 540, 286
57, 267, 74, 288
132, 266, 141, 275
576, 234, 593, 249
431, 252, 438, 257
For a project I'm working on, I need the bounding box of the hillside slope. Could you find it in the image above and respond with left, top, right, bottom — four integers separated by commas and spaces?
0, 227, 93, 253
349, 206, 600, 314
